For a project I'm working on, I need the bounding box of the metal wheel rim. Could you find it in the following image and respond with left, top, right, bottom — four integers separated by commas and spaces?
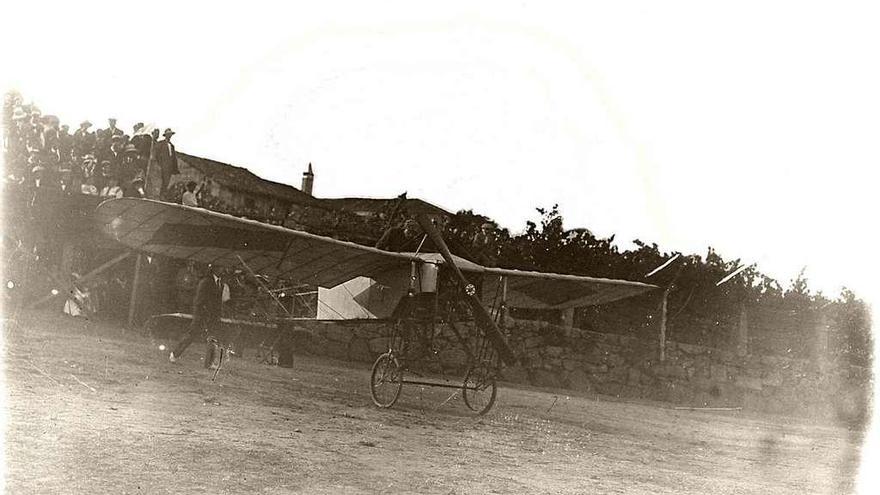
462, 365, 497, 415
370, 353, 402, 408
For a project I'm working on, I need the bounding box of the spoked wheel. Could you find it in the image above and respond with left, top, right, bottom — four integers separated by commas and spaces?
462, 363, 497, 415
370, 353, 403, 408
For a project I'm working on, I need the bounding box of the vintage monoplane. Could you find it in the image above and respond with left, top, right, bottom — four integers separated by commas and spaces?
95, 198, 657, 414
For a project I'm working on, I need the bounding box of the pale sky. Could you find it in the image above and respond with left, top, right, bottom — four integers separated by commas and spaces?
3, 2, 880, 488
3, 1, 879, 299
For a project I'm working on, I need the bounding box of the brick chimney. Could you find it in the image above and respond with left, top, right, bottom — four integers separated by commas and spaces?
301, 163, 314, 196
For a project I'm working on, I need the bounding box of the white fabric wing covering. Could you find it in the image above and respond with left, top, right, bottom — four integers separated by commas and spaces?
481, 267, 657, 309
95, 198, 657, 307
95, 198, 414, 288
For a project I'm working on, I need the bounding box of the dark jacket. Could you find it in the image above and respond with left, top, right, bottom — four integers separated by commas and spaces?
73, 129, 96, 156
105, 126, 124, 138
131, 134, 152, 158
155, 139, 180, 176
192, 275, 222, 326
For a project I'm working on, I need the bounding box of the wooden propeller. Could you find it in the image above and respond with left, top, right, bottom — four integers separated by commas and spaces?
414, 215, 517, 365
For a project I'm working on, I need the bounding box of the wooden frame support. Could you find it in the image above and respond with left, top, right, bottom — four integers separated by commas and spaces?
659, 287, 669, 361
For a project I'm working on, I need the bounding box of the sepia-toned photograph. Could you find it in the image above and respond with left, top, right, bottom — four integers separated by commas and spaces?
2, 2, 877, 493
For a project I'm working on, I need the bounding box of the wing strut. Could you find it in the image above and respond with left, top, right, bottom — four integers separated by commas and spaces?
414, 215, 517, 366
237, 254, 292, 317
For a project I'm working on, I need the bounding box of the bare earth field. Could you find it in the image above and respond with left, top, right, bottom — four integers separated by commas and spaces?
2, 312, 866, 494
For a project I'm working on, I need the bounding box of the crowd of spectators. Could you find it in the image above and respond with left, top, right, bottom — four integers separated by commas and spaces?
1, 91, 494, 326
3, 90, 178, 200
2, 91, 184, 321
4, 91, 375, 230
166, 180, 287, 225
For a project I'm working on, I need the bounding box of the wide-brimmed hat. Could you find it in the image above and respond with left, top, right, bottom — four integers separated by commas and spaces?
123, 144, 138, 154
163, 128, 175, 137
111, 134, 125, 142
12, 108, 27, 120
80, 120, 92, 128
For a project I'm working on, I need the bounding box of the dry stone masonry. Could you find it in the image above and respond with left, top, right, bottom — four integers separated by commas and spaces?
288, 318, 870, 424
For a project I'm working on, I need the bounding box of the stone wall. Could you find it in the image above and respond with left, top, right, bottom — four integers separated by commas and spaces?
501, 320, 871, 423
220, 317, 871, 423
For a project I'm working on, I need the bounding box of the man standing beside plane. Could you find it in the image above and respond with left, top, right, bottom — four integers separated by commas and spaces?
170, 265, 223, 364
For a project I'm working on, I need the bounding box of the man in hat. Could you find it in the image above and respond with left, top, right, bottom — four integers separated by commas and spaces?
143, 128, 163, 199
24, 113, 44, 153
116, 143, 139, 183
105, 117, 123, 138
73, 120, 96, 157
170, 264, 224, 363
81, 153, 96, 174
8, 108, 29, 161
4, 91, 23, 126
104, 136, 125, 177
40, 115, 60, 158
93, 128, 109, 160
58, 124, 73, 163
130, 122, 151, 158
154, 128, 179, 196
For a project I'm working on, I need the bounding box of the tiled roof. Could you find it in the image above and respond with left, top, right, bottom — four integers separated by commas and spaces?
176, 152, 450, 217
319, 197, 452, 217
177, 152, 314, 205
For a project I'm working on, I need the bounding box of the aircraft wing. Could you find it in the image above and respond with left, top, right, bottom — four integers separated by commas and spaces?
480, 267, 658, 309
94, 198, 419, 288
95, 198, 658, 306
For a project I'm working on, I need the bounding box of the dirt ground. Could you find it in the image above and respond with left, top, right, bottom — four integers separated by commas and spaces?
2, 311, 868, 494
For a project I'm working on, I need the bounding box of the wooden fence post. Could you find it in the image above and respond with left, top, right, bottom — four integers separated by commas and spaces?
659, 288, 669, 361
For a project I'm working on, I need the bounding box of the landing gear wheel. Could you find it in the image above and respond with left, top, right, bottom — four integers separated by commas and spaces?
462, 363, 497, 415
370, 353, 402, 408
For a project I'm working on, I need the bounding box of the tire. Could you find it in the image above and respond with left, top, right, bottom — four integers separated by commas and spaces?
462, 364, 497, 415
370, 353, 403, 408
